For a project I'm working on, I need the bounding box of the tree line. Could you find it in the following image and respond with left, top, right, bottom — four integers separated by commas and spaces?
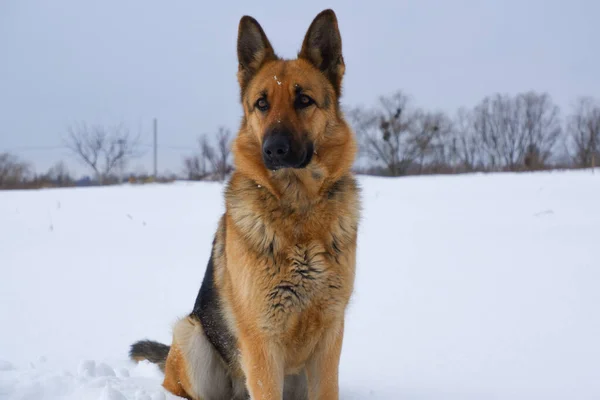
349, 91, 599, 176
185, 90, 599, 179
1, 90, 599, 189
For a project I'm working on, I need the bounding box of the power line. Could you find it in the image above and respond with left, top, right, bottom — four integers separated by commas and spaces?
0, 145, 68, 152
1, 143, 200, 152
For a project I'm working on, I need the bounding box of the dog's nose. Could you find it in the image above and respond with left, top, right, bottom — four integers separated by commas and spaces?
262, 133, 290, 162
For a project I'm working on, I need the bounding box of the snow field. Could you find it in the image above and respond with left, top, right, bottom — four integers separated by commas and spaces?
1, 170, 599, 399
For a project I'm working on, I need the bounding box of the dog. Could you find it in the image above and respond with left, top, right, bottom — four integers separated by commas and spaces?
130, 9, 360, 400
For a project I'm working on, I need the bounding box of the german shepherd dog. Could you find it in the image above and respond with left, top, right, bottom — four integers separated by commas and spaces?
130, 9, 360, 400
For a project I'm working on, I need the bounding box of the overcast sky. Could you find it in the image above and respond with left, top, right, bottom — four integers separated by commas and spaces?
1, 0, 599, 177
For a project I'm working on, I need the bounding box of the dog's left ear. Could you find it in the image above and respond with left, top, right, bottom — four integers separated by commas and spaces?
298, 9, 345, 96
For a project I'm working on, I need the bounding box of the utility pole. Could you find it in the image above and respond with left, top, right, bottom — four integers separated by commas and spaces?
153, 118, 158, 179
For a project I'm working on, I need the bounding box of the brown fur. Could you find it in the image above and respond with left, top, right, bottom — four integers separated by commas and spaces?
162, 343, 193, 399
130, 9, 360, 400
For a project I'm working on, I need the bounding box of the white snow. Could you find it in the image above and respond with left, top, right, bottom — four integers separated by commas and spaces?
1, 170, 599, 399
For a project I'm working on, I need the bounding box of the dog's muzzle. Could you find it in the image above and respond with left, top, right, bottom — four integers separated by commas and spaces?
262, 129, 313, 170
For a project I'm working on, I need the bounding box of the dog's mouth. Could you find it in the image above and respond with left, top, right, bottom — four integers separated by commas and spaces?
294, 141, 314, 169
262, 131, 314, 171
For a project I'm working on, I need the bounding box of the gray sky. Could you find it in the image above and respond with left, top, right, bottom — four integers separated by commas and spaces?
1, 0, 598, 177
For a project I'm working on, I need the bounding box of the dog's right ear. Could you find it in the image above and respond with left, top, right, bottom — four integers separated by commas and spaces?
237, 16, 277, 92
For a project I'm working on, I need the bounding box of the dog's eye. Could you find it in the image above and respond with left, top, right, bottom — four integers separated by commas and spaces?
256, 98, 269, 112
295, 94, 315, 109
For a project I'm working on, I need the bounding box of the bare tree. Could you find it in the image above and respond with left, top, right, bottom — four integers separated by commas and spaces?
183, 135, 214, 180
518, 91, 562, 169
567, 97, 600, 169
183, 127, 233, 181
471, 92, 561, 171
65, 122, 142, 183
211, 127, 233, 181
202, 127, 232, 181
450, 108, 483, 172
349, 91, 418, 176
183, 154, 205, 180
410, 110, 453, 173
0, 153, 31, 188
472, 93, 526, 170
45, 161, 73, 186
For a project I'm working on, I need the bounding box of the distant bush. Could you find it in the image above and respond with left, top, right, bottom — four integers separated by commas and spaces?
0, 153, 32, 189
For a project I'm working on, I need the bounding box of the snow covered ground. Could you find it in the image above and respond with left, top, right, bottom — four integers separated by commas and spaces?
1, 170, 599, 399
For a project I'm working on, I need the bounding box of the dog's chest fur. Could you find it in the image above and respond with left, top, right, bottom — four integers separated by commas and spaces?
225, 172, 360, 332
267, 241, 330, 312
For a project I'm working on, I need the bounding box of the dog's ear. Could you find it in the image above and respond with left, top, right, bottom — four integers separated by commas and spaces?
298, 9, 345, 96
237, 16, 277, 92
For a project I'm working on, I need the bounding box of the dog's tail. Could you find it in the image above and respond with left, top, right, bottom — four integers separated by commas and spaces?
129, 340, 170, 372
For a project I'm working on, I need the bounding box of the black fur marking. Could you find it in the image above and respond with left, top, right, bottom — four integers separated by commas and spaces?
331, 235, 342, 254
327, 178, 344, 199
276, 283, 300, 300
338, 219, 350, 236
331, 235, 342, 264
268, 240, 275, 256
191, 239, 236, 366
295, 269, 317, 280
268, 281, 303, 314
291, 245, 324, 281
323, 94, 331, 109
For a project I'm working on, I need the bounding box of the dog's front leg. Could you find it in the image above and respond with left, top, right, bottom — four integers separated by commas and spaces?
239, 333, 284, 400
306, 321, 344, 400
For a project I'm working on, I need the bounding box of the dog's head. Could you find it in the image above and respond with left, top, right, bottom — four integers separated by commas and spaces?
232, 10, 356, 191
